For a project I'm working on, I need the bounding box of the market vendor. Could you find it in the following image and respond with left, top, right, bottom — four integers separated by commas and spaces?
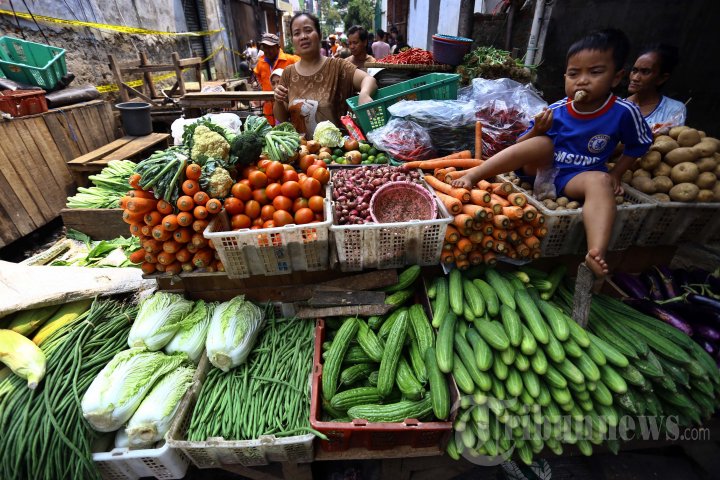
346, 25, 376, 70
253, 33, 299, 126
626, 44, 686, 133
273, 12, 377, 138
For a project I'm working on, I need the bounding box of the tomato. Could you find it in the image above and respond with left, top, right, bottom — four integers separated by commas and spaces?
280, 181, 301, 199
306, 164, 321, 178
231, 213, 251, 230
245, 200, 261, 219
265, 182, 282, 200
312, 167, 330, 185
294, 207, 314, 225
272, 195, 293, 212
239, 178, 251, 187
252, 217, 264, 227
314, 213, 325, 222
252, 188, 269, 205
249, 170, 268, 189
308, 195, 325, 213
273, 210, 294, 227
263, 220, 276, 229
299, 154, 317, 172
241, 165, 257, 179
293, 197, 309, 212
224, 197, 244, 216
301, 177, 321, 198
283, 163, 296, 171
265, 161, 284, 180
260, 205, 276, 221
281, 169, 299, 183
231, 182, 252, 201
258, 159, 272, 169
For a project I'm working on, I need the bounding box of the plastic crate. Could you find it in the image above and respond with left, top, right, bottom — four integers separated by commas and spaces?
92, 442, 190, 480
0, 89, 47, 117
310, 318, 456, 452
203, 195, 332, 279
0, 36, 67, 89
678, 203, 720, 244
607, 186, 656, 251
167, 355, 314, 468
329, 171, 453, 271
347, 73, 459, 133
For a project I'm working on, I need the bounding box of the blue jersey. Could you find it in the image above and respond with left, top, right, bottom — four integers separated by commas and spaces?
526, 95, 652, 182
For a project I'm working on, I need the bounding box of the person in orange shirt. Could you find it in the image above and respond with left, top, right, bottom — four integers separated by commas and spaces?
254, 33, 299, 125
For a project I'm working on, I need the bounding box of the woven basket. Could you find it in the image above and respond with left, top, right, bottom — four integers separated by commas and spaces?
369, 181, 437, 223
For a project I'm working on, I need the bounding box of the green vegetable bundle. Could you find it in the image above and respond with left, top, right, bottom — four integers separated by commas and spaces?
134, 146, 189, 204
456, 46, 532, 84
66, 160, 136, 209
264, 123, 301, 163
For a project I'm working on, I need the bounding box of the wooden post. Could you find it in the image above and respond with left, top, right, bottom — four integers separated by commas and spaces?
108, 54, 130, 103
139, 51, 157, 99
171, 52, 186, 96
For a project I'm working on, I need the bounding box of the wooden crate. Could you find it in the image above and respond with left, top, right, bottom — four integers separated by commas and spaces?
0, 100, 119, 248
60, 208, 128, 240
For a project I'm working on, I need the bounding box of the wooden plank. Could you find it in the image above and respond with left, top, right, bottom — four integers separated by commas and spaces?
86, 104, 113, 151
0, 175, 27, 244
293, 304, 392, 318
97, 101, 118, 142
307, 289, 385, 306
98, 133, 170, 162
60, 208, 129, 240
181, 91, 275, 100
68, 108, 90, 152
109, 54, 130, 103
0, 145, 37, 237
319, 269, 398, 290
315, 444, 444, 461
29, 117, 75, 196
74, 106, 105, 151
67, 137, 134, 165
0, 123, 52, 224
43, 111, 83, 161
178, 57, 202, 67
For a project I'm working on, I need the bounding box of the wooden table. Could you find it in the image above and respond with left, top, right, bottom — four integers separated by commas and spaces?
179, 91, 274, 117
66, 133, 170, 187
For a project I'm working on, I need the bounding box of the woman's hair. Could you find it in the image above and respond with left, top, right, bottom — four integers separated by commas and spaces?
290, 12, 321, 35
567, 28, 630, 72
638, 43, 680, 75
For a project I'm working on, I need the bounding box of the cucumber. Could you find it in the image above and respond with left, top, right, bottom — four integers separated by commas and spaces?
436, 312, 456, 373
619, 364, 646, 386
385, 265, 421, 293
377, 310, 408, 396
452, 353, 475, 394
356, 320, 384, 362
555, 358, 585, 384
472, 278, 500, 317
536, 299, 570, 341
530, 349, 548, 375
485, 269, 516, 310
600, 364, 628, 394
562, 337, 583, 358
544, 364, 568, 389
492, 355, 509, 380
396, 357, 424, 400
465, 328, 494, 372
515, 288, 550, 344
521, 369, 541, 398
500, 346, 516, 366
463, 301, 476, 323
385, 289, 414, 308
587, 331, 629, 368
463, 279, 486, 318
455, 333, 493, 392
407, 340, 428, 384
500, 304, 523, 347
449, 269, 464, 316
474, 320, 510, 351
520, 325, 538, 356
542, 329, 566, 363
330, 387, 382, 410
348, 396, 433, 423
514, 353, 530, 372
432, 277, 448, 328
540, 265, 567, 300
574, 352, 600, 384
505, 367, 524, 397
408, 304, 434, 356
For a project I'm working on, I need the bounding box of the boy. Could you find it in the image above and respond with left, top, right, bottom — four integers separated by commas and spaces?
451, 29, 652, 278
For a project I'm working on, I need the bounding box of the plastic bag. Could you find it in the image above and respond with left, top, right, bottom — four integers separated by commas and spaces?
533, 167, 558, 201
469, 78, 547, 158
388, 99, 476, 155
170, 113, 243, 145
367, 118, 435, 161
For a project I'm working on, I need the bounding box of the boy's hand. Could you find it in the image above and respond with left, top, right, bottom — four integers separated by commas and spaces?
609, 172, 624, 196
532, 109, 553, 135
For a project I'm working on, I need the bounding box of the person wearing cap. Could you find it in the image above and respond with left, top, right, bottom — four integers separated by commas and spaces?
329, 35, 338, 56
346, 25, 375, 71
254, 33, 299, 125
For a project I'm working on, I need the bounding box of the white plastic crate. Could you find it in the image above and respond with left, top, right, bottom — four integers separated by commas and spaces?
607, 186, 656, 251
93, 441, 190, 480
678, 203, 720, 244
328, 174, 452, 271
203, 195, 332, 279
167, 355, 314, 468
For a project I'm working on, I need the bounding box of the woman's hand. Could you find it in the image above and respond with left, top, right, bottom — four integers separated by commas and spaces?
358, 92, 373, 106
274, 84, 288, 103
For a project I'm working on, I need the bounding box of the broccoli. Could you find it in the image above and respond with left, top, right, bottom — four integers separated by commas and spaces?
231, 131, 265, 166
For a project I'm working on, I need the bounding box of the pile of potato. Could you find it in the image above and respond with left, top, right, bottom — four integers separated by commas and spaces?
627, 126, 720, 202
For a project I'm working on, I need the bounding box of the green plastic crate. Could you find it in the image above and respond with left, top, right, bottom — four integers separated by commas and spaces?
0, 37, 67, 89
347, 73, 460, 134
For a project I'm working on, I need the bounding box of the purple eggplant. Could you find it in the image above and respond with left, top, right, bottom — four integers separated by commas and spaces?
674, 268, 691, 289
695, 324, 720, 342
665, 302, 720, 327
641, 270, 665, 301
687, 293, 720, 311
653, 265, 679, 299
622, 298, 694, 336
701, 340, 717, 357
612, 272, 649, 298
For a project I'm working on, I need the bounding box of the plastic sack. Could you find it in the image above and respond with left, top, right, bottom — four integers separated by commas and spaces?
469, 78, 547, 158
367, 118, 435, 161
388, 99, 476, 155
533, 167, 559, 201
170, 113, 243, 145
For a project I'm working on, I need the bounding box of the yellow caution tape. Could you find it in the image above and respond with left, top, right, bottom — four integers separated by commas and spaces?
0, 9, 221, 36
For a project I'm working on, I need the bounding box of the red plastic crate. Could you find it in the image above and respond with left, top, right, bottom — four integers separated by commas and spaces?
0, 89, 47, 117
310, 318, 456, 452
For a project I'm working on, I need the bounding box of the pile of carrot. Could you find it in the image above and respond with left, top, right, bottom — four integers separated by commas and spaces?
424, 171, 547, 269
122, 163, 223, 276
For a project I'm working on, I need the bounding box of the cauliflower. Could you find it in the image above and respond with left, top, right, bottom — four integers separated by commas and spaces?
206, 166, 233, 199
191, 125, 230, 163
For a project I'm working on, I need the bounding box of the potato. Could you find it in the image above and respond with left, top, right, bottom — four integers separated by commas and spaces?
566, 201, 581, 209
670, 162, 700, 184
669, 183, 699, 202
615, 195, 625, 205
638, 150, 662, 170
631, 176, 656, 194
652, 193, 671, 202
715, 163, 720, 177
696, 172, 717, 189
520, 181, 532, 190
654, 135, 674, 144
693, 140, 718, 157
697, 189, 715, 202
650, 139, 679, 155
621, 170, 633, 183
664, 147, 699, 166
714, 182, 720, 201
677, 128, 702, 147
703, 137, 720, 151
652, 176, 673, 194
669, 125, 689, 139
556, 197, 569, 207
699, 131, 706, 138
696, 156, 718, 173
633, 169, 651, 178
653, 162, 672, 177
543, 199, 558, 210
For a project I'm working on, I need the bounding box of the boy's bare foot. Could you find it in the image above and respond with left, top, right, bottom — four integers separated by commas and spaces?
450, 176, 472, 189
585, 248, 608, 278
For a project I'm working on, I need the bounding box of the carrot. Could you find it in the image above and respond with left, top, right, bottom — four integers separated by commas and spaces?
477, 180, 493, 191
191, 233, 208, 249
126, 197, 157, 214
175, 248, 192, 263
453, 213, 473, 230
522, 205, 538, 222
475, 121, 483, 160
186, 242, 199, 254
441, 250, 455, 264
193, 249, 214, 268
206, 199, 222, 214
127, 189, 155, 199
445, 225, 460, 243
177, 195, 195, 212
435, 167, 456, 180
140, 225, 152, 237
143, 238, 163, 254
492, 229, 508, 242
479, 222, 494, 235
157, 200, 174, 215
119, 196, 131, 210
177, 211, 194, 227
182, 180, 200, 197
461, 204, 487, 220
141, 262, 156, 275
122, 209, 145, 225
481, 236, 494, 250
508, 231, 520, 244
128, 249, 146, 264
193, 206, 209, 220
444, 170, 468, 182
435, 191, 462, 215
144, 251, 158, 264
173, 228, 192, 244
532, 249, 542, 259
530, 213, 545, 227
491, 182, 513, 196
144, 210, 163, 227
164, 261, 183, 275
507, 193, 527, 207
402, 151, 474, 169
162, 214, 179, 232
129, 223, 143, 237
151, 225, 171, 241
424, 175, 470, 202
490, 194, 510, 208
469, 231, 484, 244
516, 244, 531, 258
443, 242, 453, 251
193, 191, 209, 206
519, 225, 534, 238
502, 206, 524, 220
470, 189, 491, 207
505, 246, 518, 259
457, 237, 473, 254
155, 263, 166, 272
482, 252, 497, 266
483, 207, 495, 221
186, 163, 202, 180
493, 214, 510, 229
493, 241, 508, 254
162, 240, 182, 254
456, 259, 470, 270
453, 246, 466, 262
215, 260, 225, 272
523, 235, 541, 250
192, 219, 209, 232
129, 173, 142, 189
157, 251, 176, 266
181, 262, 195, 273
468, 250, 484, 265
534, 226, 548, 237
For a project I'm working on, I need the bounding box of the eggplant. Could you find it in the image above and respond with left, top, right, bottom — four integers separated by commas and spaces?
611, 272, 648, 298
674, 268, 691, 289
687, 293, 720, 312
641, 270, 665, 301
708, 273, 720, 295
653, 265, 679, 299
701, 340, 717, 357
664, 302, 720, 327
622, 298, 694, 336
695, 324, 720, 342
